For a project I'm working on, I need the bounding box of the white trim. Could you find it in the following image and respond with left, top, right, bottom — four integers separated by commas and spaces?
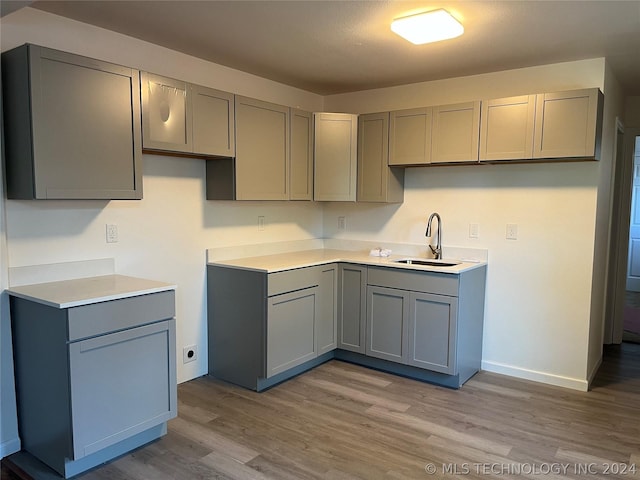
587, 355, 603, 388
481, 360, 589, 392
0, 436, 21, 459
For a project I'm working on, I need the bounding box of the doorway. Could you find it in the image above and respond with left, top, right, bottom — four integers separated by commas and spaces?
623, 131, 640, 342
605, 126, 640, 344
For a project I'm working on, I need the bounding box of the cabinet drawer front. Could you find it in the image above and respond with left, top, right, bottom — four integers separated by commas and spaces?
367, 267, 458, 296
69, 319, 177, 459
68, 291, 175, 341
268, 267, 320, 296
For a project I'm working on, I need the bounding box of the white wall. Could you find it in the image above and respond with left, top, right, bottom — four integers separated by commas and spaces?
627, 97, 640, 127
324, 60, 607, 389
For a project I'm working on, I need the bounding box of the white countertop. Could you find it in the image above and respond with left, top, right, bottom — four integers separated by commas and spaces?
207, 248, 485, 275
7, 274, 176, 309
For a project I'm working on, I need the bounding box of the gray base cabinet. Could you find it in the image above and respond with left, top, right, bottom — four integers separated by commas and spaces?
2, 44, 143, 200
366, 286, 409, 363
366, 265, 485, 384
337, 264, 367, 353
209, 260, 485, 390
10, 291, 177, 478
267, 287, 318, 377
208, 264, 337, 390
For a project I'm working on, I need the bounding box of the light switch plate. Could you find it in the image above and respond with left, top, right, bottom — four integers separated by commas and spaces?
469, 223, 479, 239
506, 223, 518, 240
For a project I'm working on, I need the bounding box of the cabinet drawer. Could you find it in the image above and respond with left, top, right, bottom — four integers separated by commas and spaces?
268, 267, 321, 296
68, 291, 175, 341
367, 267, 458, 297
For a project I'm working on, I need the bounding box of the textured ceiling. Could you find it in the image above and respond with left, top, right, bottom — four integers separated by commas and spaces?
21, 0, 640, 95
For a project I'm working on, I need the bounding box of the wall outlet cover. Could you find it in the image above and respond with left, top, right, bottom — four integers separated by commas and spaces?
183, 345, 198, 364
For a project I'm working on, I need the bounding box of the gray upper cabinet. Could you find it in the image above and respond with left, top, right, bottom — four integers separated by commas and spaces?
314, 112, 358, 201
141, 72, 191, 153
389, 107, 432, 166
357, 112, 404, 203
235, 96, 290, 200
431, 101, 481, 164
191, 84, 235, 157
479, 95, 536, 161
141, 73, 235, 158
290, 108, 314, 200
2, 44, 143, 200
533, 88, 603, 160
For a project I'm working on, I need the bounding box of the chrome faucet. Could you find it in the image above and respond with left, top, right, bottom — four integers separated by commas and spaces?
425, 212, 442, 259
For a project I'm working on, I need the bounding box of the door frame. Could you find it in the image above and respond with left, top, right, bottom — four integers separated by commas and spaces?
604, 122, 640, 344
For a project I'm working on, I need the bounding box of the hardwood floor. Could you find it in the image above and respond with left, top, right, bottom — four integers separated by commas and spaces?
3, 343, 640, 479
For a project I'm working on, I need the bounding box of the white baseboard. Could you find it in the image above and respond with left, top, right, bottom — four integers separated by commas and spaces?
1, 436, 21, 459
481, 360, 589, 392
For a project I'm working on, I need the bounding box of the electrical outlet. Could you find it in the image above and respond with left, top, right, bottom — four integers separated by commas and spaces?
338, 216, 346, 230
258, 216, 265, 231
183, 345, 198, 364
506, 223, 518, 240
469, 223, 479, 239
106, 224, 118, 243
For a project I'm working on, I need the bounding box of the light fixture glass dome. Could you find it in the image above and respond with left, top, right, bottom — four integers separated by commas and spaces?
391, 9, 464, 45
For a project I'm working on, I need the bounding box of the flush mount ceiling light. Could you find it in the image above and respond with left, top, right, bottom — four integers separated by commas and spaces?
391, 9, 464, 45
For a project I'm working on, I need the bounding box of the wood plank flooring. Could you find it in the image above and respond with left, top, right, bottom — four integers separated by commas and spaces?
3, 343, 640, 480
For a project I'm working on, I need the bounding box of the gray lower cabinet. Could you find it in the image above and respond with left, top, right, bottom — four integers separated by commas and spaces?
267, 287, 318, 377
365, 265, 484, 384
407, 292, 458, 374
10, 291, 177, 478
337, 264, 367, 353
317, 265, 338, 354
366, 286, 409, 363
365, 283, 458, 374
2, 44, 143, 200
208, 263, 337, 390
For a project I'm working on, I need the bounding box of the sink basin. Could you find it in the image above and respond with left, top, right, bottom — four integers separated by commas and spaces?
393, 258, 460, 267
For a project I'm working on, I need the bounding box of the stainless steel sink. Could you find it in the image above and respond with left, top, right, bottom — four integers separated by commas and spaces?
393, 258, 460, 267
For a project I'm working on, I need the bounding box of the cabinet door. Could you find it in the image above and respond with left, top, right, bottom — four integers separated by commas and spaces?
192, 84, 235, 157
68, 320, 176, 459
431, 101, 480, 164
357, 112, 404, 203
235, 96, 290, 200
407, 292, 458, 374
141, 72, 192, 153
479, 95, 535, 161
290, 108, 314, 200
389, 107, 432, 165
366, 286, 409, 363
5, 45, 143, 199
267, 287, 317, 377
317, 265, 338, 355
314, 113, 358, 201
337, 264, 367, 353
533, 88, 602, 159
